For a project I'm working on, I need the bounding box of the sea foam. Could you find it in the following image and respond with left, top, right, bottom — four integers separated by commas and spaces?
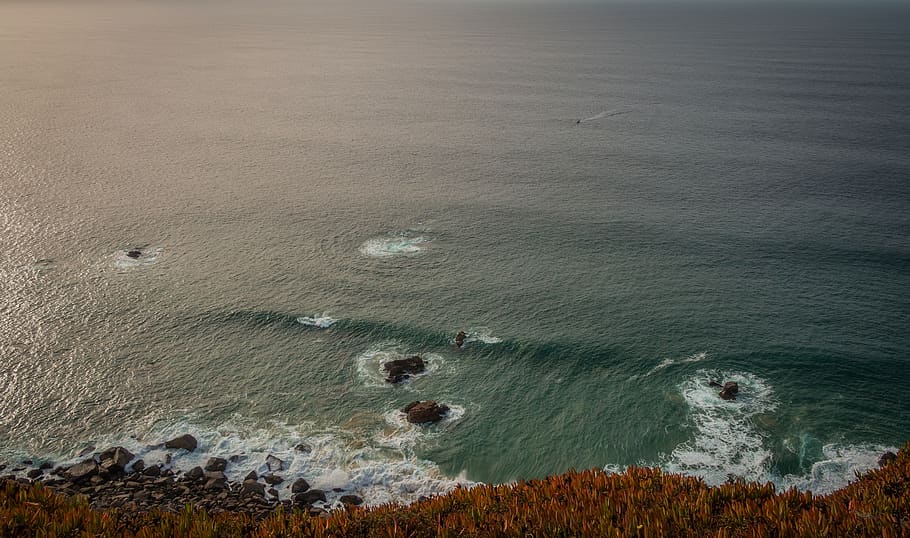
296, 315, 337, 328
358, 234, 430, 258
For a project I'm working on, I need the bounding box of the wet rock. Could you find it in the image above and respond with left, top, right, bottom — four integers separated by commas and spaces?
27, 469, 43, 480
0, 464, 5, 472
126, 250, 142, 259
291, 478, 310, 493
185, 466, 204, 481
229, 454, 247, 464
132, 460, 145, 473
708, 380, 723, 388
22, 459, 33, 465
294, 489, 326, 505
241, 479, 265, 497
204, 471, 227, 481
99, 447, 134, 477
204, 477, 228, 490
39, 462, 53, 470
164, 434, 198, 452
265, 454, 284, 472
383, 356, 426, 383
267, 487, 279, 498
879, 451, 898, 467
264, 474, 284, 485
340, 494, 363, 506
142, 465, 161, 477
65, 460, 99, 483
244, 470, 257, 481
455, 331, 466, 348
294, 443, 312, 453
402, 400, 450, 424
204, 457, 228, 472
719, 382, 739, 401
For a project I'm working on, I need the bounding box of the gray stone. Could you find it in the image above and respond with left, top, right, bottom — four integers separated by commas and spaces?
164, 434, 198, 452
241, 479, 265, 497
294, 489, 326, 505
291, 478, 310, 493
204, 457, 227, 472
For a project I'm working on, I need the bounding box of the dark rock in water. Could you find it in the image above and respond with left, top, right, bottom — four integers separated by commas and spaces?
204, 477, 228, 490
241, 479, 265, 497
265, 454, 284, 472
204, 457, 228, 472
719, 382, 739, 401
27, 469, 43, 480
294, 443, 312, 453
402, 401, 450, 424
0, 464, 5, 472
185, 466, 204, 481
244, 470, 258, 481
126, 250, 142, 259
78, 445, 96, 458
291, 478, 310, 493
132, 460, 145, 473
383, 355, 426, 383
99, 447, 134, 476
264, 474, 284, 485
267, 487, 279, 498
39, 462, 53, 470
65, 460, 99, 483
708, 380, 723, 388
455, 331, 466, 348
22, 460, 33, 465
879, 451, 898, 467
340, 494, 363, 506
229, 454, 247, 463
294, 489, 326, 505
164, 434, 198, 452
142, 465, 161, 477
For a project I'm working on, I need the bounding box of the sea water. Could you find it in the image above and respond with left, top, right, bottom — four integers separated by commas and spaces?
1, 0, 909, 506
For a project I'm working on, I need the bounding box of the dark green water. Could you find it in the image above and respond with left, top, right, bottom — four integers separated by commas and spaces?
1, 0, 908, 505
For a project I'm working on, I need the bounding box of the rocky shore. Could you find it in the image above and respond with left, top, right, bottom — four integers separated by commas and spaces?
0, 435, 363, 519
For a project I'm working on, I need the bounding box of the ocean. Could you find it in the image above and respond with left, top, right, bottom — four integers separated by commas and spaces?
2, 0, 909, 507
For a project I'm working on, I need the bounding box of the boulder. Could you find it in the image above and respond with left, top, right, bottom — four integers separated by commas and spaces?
185, 466, 204, 481
402, 401, 450, 424
126, 250, 142, 259
455, 331, 466, 348
203, 471, 227, 481
383, 356, 426, 383
294, 489, 326, 506
291, 478, 310, 493
879, 451, 898, 467
241, 479, 265, 497
244, 470, 258, 481
142, 465, 161, 477
164, 434, 198, 452
65, 460, 99, 483
340, 494, 363, 506
719, 382, 739, 401
204, 477, 228, 490
98, 447, 134, 476
132, 460, 145, 473
27, 469, 43, 480
204, 457, 227, 472
265, 454, 284, 472
264, 474, 284, 485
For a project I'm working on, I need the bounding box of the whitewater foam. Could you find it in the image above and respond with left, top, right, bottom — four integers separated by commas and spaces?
578, 109, 633, 123
462, 329, 502, 345
296, 315, 337, 328
644, 351, 707, 377
359, 234, 430, 258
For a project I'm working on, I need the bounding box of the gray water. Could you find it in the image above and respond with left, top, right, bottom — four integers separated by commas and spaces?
2, 0, 909, 506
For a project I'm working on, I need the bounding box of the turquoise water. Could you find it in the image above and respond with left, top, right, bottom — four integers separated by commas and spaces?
1, 0, 909, 506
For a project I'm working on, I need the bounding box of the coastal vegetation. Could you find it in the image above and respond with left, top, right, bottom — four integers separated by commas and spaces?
2, 443, 907, 537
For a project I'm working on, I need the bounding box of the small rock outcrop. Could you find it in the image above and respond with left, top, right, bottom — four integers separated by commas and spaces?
340, 494, 363, 506
164, 434, 198, 452
126, 250, 142, 259
204, 457, 227, 472
719, 382, 739, 401
383, 356, 426, 383
65, 459, 99, 483
402, 401, 450, 424
294, 489, 326, 505
879, 451, 898, 467
291, 478, 310, 494
455, 331, 466, 348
